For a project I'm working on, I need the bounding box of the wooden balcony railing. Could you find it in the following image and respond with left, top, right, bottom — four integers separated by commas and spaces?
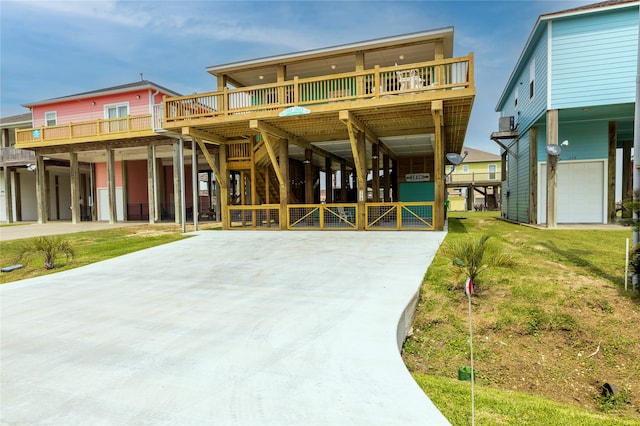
15, 104, 165, 148
163, 55, 473, 124
446, 171, 502, 184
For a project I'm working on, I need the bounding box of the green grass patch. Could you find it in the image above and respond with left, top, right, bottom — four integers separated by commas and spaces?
405, 211, 640, 421
1, 225, 189, 284
414, 374, 639, 426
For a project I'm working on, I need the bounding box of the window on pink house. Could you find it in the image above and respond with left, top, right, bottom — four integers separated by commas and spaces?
45, 111, 57, 126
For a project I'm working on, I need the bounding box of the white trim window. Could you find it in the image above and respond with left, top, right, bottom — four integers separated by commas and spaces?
45, 111, 57, 126
105, 103, 129, 119
104, 103, 129, 132
462, 165, 469, 173
488, 164, 497, 180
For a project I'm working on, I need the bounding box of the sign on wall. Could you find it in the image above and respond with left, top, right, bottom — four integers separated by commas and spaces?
405, 173, 431, 182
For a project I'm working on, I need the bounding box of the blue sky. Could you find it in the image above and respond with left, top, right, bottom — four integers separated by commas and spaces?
0, 0, 595, 154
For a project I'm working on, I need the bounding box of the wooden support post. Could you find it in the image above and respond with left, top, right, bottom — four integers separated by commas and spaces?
529, 127, 538, 224
147, 145, 156, 224
357, 132, 367, 229
121, 160, 128, 222
3, 166, 12, 223
372, 143, 380, 202
219, 145, 228, 229
608, 122, 617, 223
70, 152, 79, 224
325, 157, 333, 203
305, 148, 313, 204
341, 162, 347, 202
279, 139, 289, 229
391, 159, 398, 202
623, 140, 632, 218
173, 139, 182, 224
432, 100, 444, 231
14, 170, 22, 221
192, 140, 199, 230
546, 109, 559, 228
36, 155, 46, 223
250, 138, 257, 227
106, 147, 117, 224
382, 153, 390, 202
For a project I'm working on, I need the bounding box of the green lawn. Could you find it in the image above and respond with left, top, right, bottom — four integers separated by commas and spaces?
0, 225, 191, 284
404, 212, 640, 425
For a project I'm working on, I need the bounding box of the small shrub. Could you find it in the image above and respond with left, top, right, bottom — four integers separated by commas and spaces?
441, 234, 516, 291
17, 235, 75, 270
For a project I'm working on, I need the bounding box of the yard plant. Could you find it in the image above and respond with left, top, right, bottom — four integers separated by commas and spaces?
404, 212, 639, 425
16, 235, 75, 270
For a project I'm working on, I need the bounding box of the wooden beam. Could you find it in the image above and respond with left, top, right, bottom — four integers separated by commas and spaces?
251, 119, 354, 168
491, 135, 519, 159
432, 100, 444, 231
608, 122, 617, 223
372, 143, 380, 202
147, 145, 156, 224
106, 147, 117, 224
325, 156, 333, 203
344, 120, 366, 193
259, 130, 285, 188
546, 109, 558, 228
182, 127, 227, 144
70, 152, 79, 224
195, 138, 227, 190
339, 110, 378, 146
623, 140, 632, 218
36, 155, 46, 224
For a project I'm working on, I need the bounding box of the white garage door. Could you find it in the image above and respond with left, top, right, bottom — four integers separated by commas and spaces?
538, 161, 605, 224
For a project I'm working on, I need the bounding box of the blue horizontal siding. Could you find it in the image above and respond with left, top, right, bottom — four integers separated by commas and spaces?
536, 120, 608, 160
551, 7, 638, 108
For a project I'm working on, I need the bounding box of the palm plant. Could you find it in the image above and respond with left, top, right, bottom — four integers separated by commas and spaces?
441, 234, 515, 291
17, 235, 75, 270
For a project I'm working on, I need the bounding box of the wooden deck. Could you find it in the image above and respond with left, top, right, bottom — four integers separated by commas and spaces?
162, 56, 474, 155
14, 112, 163, 150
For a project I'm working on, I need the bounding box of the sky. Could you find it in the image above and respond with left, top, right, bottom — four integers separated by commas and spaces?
0, 0, 597, 154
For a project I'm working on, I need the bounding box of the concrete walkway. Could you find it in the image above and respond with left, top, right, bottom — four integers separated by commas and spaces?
0, 221, 144, 241
1, 231, 450, 425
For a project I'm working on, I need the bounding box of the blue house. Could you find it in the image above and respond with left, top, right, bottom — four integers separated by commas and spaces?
493, 0, 638, 226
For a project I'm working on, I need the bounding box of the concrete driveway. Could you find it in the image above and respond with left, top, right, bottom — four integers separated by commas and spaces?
1, 230, 450, 425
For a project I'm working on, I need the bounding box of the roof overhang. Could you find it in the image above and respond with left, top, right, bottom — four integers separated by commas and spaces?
207, 28, 454, 88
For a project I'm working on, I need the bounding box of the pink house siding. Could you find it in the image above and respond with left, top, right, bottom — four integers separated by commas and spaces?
31, 89, 173, 127
126, 160, 148, 205
95, 162, 123, 187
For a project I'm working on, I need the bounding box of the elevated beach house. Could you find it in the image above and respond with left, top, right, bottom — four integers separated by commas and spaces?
492, 0, 638, 226
162, 27, 475, 230
13, 81, 191, 224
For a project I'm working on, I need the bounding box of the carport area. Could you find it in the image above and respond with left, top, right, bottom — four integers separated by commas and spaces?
0, 231, 450, 425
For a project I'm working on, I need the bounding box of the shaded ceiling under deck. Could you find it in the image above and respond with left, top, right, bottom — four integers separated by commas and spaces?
184, 95, 474, 170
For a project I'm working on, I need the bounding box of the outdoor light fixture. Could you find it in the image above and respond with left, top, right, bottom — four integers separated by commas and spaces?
91, 101, 96, 106
561, 140, 569, 147
26, 164, 36, 172
545, 144, 562, 156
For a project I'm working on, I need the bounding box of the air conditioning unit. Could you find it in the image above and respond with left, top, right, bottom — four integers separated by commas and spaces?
499, 116, 514, 132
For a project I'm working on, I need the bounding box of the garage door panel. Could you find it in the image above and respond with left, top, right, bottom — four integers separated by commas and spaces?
538, 161, 605, 224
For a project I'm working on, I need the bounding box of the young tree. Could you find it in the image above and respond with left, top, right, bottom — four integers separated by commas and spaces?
441, 234, 515, 291
17, 236, 75, 270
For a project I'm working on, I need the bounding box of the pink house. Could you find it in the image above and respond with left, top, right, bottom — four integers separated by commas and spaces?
15, 80, 203, 224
